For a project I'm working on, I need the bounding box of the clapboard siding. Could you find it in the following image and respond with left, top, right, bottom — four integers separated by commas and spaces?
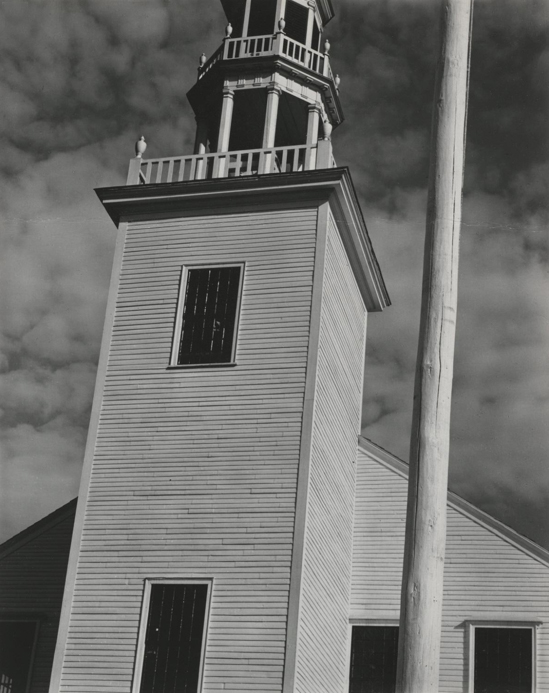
57, 208, 319, 692
295, 212, 367, 692
0, 503, 75, 692
352, 443, 549, 692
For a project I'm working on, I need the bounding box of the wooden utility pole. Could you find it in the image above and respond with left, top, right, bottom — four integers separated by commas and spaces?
396, 1, 474, 692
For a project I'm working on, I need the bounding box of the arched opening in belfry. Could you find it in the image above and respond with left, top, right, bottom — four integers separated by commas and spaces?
206, 108, 222, 152
311, 17, 321, 51
247, 0, 277, 36
275, 92, 309, 147
284, 0, 309, 45
229, 89, 269, 151
221, 0, 245, 37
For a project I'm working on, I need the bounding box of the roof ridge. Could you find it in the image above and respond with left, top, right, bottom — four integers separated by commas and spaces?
0, 498, 77, 561
357, 436, 549, 568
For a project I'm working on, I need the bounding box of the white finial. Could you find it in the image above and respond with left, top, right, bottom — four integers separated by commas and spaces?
135, 136, 147, 158
199, 52, 207, 68
335, 74, 341, 89
324, 38, 331, 54
225, 23, 233, 38
322, 119, 333, 140
278, 17, 286, 32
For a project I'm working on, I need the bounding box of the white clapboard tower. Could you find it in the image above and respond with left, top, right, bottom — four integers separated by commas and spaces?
50, 1, 389, 691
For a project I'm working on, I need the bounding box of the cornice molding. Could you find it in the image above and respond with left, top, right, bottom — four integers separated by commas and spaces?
96, 168, 390, 312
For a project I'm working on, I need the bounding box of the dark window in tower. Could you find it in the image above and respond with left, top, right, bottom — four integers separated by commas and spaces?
284, 0, 309, 45
229, 89, 268, 151
274, 91, 309, 147
222, 0, 246, 37
175, 266, 243, 366
473, 627, 533, 693
311, 18, 321, 51
247, 0, 277, 36
349, 626, 399, 693
0, 620, 38, 693
138, 584, 209, 693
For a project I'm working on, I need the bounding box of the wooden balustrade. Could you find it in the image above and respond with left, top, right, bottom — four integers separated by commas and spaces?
279, 35, 333, 80
198, 46, 223, 78
129, 144, 331, 185
198, 34, 333, 82
224, 35, 274, 60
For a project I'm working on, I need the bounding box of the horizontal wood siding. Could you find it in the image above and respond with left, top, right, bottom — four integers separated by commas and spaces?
0, 509, 75, 692
58, 208, 319, 692
295, 213, 367, 692
352, 447, 549, 692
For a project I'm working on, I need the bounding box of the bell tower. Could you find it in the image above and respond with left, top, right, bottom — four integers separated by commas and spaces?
130, 0, 341, 186
189, 0, 341, 171
50, 2, 389, 692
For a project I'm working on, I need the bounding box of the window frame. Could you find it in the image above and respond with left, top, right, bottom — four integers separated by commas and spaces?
347, 620, 400, 693
0, 617, 40, 693
467, 620, 540, 693
131, 579, 213, 693
170, 263, 245, 369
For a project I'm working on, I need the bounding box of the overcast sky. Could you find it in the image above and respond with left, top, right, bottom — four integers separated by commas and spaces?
0, 0, 547, 549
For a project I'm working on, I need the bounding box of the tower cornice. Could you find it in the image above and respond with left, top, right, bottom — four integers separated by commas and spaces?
96, 168, 390, 312
188, 54, 343, 126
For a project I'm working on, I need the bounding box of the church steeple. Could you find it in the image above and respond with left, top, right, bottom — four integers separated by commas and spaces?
51, 2, 389, 691
128, 0, 342, 184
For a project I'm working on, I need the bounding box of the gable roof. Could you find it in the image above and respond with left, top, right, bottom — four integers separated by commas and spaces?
358, 436, 549, 568
0, 499, 77, 562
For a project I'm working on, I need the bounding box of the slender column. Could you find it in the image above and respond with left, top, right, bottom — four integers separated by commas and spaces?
275, 0, 287, 26
194, 117, 209, 155
217, 88, 235, 153
305, 2, 316, 48
305, 104, 321, 169
395, 1, 474, 692
263, 85, 282, 148
273, 0, 287, 57
306, 105, 321, 147
316, 117, 333, 168
242, 0, 252, 37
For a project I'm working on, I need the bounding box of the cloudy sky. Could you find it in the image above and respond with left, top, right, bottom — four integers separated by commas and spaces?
0, 0, 547, 549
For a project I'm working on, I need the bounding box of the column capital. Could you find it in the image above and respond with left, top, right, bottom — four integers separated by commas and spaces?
307, 103, 322, 114
267, 84, 283, 96
222, 87, 235, 99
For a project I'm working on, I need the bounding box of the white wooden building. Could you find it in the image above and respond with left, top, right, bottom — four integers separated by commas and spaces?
1, 1, 547, 692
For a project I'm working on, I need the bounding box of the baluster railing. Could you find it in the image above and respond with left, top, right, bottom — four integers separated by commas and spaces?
199, 34, 333, 81
222, 35, 274, 62
197, 46, 223, 80
128, 144, 330, 185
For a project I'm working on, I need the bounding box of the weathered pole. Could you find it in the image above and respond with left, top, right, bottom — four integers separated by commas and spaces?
395, 1, 474, 692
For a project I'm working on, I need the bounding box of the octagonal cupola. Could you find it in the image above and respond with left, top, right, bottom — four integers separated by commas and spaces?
189, 0, 341, 163
129, 0, 342, 184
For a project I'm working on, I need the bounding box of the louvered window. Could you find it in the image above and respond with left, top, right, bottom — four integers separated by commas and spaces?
473, 627, 533, 693
0, 620, 38, 693
247, 0, 277, 36
285, 0, 309, 45
138, 584, 209, 693
174, 266, 243, 366
349, 626, 398, 693
311, 19, 321, 52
